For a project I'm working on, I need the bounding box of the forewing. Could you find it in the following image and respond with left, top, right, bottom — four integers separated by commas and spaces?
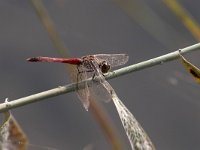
89, 76, 113, 103
88, 60, 113, 102
94, 54, 129, 67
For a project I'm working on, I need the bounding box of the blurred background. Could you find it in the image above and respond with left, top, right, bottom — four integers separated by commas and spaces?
0, 0, 200, 149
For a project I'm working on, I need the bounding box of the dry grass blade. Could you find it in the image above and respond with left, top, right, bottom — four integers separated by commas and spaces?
164, 0, 200, 41
112, 93, 156, 150
114, 0, 185, 48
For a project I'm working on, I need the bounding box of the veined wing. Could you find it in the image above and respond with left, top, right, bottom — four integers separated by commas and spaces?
89, 79, 112, 103
88, 59, 113, 103
94, 54, 129, 67
76, 65, 90, 110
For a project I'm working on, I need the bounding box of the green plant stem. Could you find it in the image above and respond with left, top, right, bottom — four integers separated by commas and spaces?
106, 43, 200, 79
0, 43, 200, 112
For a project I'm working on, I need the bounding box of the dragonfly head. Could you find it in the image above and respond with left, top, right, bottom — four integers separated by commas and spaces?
99, 61, 111, 73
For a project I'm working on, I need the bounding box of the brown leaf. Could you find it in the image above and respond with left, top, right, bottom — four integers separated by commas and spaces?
0, 107, 28, 150
179, 52, 200, 84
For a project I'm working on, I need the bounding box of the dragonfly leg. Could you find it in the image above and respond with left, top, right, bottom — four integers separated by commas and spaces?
110, 89, 115, 95
91, 73, 101, 82
76, 66, 81, 90
92, 73, 96, 79
76, 66, 94, 89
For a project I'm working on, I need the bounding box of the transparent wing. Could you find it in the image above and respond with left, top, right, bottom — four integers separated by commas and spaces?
94, 54, 129, 67
89, 76, 113, 103
88, 60, 113, 102
76, 65, 90, 110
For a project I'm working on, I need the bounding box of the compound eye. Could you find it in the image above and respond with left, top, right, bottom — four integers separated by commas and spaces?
100, 61, 110, 73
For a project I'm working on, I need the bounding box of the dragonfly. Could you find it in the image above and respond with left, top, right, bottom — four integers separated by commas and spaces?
27, 54, 129, 110
27, 54, 156, 149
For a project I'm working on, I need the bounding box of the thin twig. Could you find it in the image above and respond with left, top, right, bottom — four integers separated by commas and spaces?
106, 43, 200, 79
0, 43, 200, 112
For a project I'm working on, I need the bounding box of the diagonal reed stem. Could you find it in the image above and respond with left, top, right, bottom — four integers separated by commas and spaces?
0, 43, 200, 112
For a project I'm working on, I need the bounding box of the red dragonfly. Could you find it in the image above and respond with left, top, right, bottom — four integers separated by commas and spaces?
27, 54, 129, 110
